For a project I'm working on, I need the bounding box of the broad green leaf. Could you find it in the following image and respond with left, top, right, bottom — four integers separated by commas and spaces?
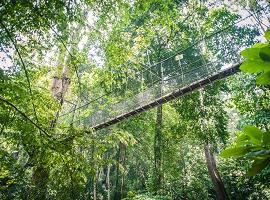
234, 132, 249, 144
241, 48, 261, 60
220, 146, 251, 157
256, 71, 270, 85
265, 29, 270, 41
247, 158, 269, 176
243, 126, 263, 145
241, 43, 268, 60
240, 60, 270, 73
263, 131, 270, 146
259, 46, 270, 62
251, 43, 269, 48
246, 150, 270, 158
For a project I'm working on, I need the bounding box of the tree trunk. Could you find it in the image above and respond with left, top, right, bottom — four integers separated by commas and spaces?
31, 165, 49, 199
153, 56, 163, 193
204, 144, 228, 200
93, 168, 99, 200
154, 104, 162, 192
114, 142, 122, 200
120, 146, 126, 198
93, 180, 97, 200
106, 164, 111, 200
181, 144, 188, 199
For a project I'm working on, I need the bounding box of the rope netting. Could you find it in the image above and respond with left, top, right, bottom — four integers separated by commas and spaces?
58, 6, 269, 130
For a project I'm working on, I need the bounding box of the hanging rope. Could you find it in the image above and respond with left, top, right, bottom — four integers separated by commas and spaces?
0, 20, 40, 124
0, 95, 50, 137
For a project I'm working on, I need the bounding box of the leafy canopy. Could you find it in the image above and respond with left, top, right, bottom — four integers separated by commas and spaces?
240, 29, 270, 85
221, 29, 270, 176
221, 126, 270, 176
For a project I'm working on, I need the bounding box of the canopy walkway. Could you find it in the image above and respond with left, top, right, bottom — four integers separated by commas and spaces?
86, 64, 240, 130
58, 9, 269, 130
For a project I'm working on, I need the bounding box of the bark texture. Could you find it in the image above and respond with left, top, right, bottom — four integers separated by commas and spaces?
154, 104, 162, 192
204, 144, 229, 200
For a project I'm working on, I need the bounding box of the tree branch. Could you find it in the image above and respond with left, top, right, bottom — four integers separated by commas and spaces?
0, 20, 39, 123
0, 95, 50, 137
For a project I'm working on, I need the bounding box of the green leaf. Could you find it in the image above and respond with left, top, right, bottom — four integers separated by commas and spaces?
234, 132, 249, 144
251, 43, 269, 48
220, 146, 251, 157
241, 43, 268, 60
247, 158, 269, 176
243, 126, 263, 145
256, 71, 270, 85
246, 150, 270, 159
259, 46, 270, 62
241, 48, 261, 60
263, 131, 270, 146
265, 29, 270, 41
240, 60, 270, 73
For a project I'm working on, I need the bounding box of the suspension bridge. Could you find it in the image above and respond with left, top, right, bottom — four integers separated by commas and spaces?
58, 8, 269, 131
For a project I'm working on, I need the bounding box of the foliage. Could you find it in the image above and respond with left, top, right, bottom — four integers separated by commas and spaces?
240, 29, 270, 85
123, 193, 170, 200
221, 126, 270, 176
221, 29, 270, 177
0, 0, 270, 199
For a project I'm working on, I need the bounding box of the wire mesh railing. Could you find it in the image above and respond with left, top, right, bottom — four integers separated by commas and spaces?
58, 7, 269, 129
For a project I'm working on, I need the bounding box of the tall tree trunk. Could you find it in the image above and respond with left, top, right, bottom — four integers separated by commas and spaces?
181, 143, 188, 200
154, 104, 162, 192
120, 146, 126, 198
153, 50, 163, 192
93, 168, 99, 200
106, 164, 111, 200
31, 65, 70, 197
114, 142, 122, 200
93, 179, 97, 200
31, 165, 49, 199
204, 143, 229, 200
199, 90, 228, 200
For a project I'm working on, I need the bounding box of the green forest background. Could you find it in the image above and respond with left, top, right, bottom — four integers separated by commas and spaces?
0, 0, 269, 199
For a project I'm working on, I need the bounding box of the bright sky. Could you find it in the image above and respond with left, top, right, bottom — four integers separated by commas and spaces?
0, 49, 13, 70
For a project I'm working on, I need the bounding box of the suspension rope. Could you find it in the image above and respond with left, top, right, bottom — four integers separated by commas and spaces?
70, 44, 242, 126
0, 95, 50, 137
0, 20, 40, 124
59, 8, 267, 117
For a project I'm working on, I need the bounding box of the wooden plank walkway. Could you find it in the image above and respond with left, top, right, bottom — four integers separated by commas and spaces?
91, 63, 240, 130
